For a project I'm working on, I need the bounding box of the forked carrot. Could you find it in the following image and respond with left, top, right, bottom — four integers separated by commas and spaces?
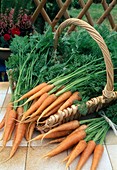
29, 94, 57, 120
20, 84, 54, 106
59, 91, 81, 111
21, 93, 49, 121
0, 109, 17, 152
38, 91, 72, 120
13, 82, 47, 103
76, 140, 96, 170
90, 144, 104, 170
43, 130, 86, 158
66, 140, 87, 167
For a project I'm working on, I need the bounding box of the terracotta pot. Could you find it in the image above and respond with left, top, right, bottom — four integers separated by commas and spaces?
0, 47, 11, 60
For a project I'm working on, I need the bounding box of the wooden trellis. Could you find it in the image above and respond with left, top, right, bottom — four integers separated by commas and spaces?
31, 0, 117, 31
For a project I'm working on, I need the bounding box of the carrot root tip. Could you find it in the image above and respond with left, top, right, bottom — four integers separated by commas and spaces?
0, 156, 11, 164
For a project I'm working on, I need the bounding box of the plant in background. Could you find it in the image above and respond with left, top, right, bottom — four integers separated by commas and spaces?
0, 0, 34, 48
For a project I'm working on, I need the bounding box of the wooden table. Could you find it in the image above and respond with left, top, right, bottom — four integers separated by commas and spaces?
0, 82, 117, 170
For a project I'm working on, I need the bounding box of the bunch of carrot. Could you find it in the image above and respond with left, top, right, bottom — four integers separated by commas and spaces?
28, 118, 109, 170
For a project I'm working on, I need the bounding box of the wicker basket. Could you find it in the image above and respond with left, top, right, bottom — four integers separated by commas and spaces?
41, 18, 117, 130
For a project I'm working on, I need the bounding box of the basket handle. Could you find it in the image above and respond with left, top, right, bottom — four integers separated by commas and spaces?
54, 18, 114, 98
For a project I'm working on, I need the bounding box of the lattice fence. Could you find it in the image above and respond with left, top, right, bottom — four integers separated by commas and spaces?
31, 0, 117, 31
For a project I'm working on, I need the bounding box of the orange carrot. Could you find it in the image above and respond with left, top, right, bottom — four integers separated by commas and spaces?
21, 84, 54, 106
66, 140, 87, 167
29, 130, 72, 142
13, 107, 24, 143
59, 91, 81, 111
76, 140, 96, 170
21, 93, 49, 121
44, 130, 86, 157
14, 82, 47, 103
90, 144, 104, 170
39, 91, 72, 119
29, 94, 57, 120
43, 102, 64, 118
0, 109, 17, 152
62, 125, 88, 162
43, 120, 80, 136
43, 123, 87, 144
7, 121, 27, 160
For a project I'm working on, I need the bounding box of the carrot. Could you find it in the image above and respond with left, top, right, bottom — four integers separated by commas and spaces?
0, 109, 17, 152
29, 130, 72, 142
76, 140, 96, 170
62, 125, 88, 162
13, 107, 24, 143
21, 93, 49, 121
14, 82, 47, 103
90, 144, 104, 170
43, 102, 64, 118
7, 121, 27, 160
21, 84, 54, 106
62, 125, 88, 163
38, 91, 72, 120
29, 94, 57, 120
0, 102, 13, 130
41, 120, 80, 142
43, 130, 86, 158
66, 140, 87, 167
43, 120, 80, 139
59, 91, 81, 111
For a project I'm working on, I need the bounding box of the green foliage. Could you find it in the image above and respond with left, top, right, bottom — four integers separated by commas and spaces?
1, 0, 16, 13
6, 24, 117, 100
